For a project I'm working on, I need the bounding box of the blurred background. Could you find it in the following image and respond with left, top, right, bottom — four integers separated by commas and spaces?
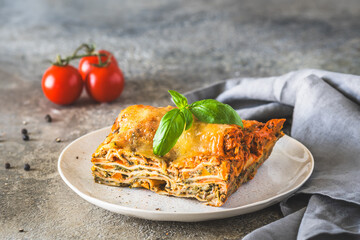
1, 0, 360, 91
0, 0, 359, 239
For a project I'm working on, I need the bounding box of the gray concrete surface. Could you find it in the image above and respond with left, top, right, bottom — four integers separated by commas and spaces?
0, 0, 359, 239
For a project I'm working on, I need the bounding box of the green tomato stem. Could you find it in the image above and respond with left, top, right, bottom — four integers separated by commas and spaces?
91, 53, 113, 68
51, 43, 100, 66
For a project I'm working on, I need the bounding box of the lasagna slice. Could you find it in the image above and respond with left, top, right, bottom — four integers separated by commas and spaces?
91, 105, 285, 207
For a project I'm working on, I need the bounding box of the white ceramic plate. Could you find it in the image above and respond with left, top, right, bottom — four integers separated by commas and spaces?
58, 126, 314, 222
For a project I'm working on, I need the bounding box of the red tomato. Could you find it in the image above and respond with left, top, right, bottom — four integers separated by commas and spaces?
85, 64, 124, 103
78, 50, 118, 80
42, 65, 83, 105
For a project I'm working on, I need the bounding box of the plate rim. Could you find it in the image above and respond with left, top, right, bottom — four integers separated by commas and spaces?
58, 126, 314, 218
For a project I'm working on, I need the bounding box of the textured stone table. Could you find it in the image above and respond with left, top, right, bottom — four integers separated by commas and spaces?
1, 0, 359, 239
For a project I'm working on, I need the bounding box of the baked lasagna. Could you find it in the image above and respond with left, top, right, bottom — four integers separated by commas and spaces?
91, 105, 285, 207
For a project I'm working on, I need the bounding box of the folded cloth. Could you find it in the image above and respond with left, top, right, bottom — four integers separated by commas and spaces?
185, 69, 360, 240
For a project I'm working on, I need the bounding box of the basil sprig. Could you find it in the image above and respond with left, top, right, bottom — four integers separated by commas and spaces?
189, 99, 243, 126
153, 90, 243, 156
153, 109, 186, 157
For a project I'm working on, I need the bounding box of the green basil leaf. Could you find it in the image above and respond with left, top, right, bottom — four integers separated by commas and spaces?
182, 108, 193, 131
168, 90, 188, 108
189, 99, 243, 128
153, 109, 186, 156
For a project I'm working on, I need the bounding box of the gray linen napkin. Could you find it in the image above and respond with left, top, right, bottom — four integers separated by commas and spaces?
185, 69, 360, 240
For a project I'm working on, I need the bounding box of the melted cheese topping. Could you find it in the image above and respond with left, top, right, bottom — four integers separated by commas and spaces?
174, 122, 231, 158
108, 105, 233, 162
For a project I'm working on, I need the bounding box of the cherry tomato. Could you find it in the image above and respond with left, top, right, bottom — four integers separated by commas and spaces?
42, 65, 83, 105
85, 64, 124, 103
78, 50, 118, 80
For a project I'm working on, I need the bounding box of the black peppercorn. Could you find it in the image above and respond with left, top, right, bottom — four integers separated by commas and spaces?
24, 163, 30, 171
21, 128, 28, 135
5, 162, 10, 169
45, 114, 52, 122
22, 134, 29, 141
